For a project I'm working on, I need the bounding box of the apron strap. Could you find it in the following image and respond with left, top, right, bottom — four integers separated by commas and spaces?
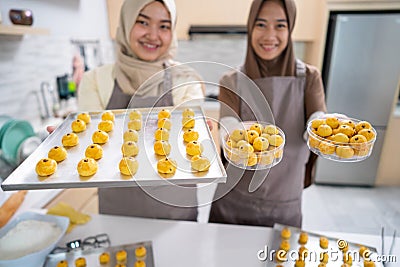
296, 59, 306, 77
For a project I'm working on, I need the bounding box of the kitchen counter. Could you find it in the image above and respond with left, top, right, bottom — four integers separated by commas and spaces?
59, 214, 400, 267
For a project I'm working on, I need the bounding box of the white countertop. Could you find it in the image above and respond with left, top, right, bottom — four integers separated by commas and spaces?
58, 214, 399, 267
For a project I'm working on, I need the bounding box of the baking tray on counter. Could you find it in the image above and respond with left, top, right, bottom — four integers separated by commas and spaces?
44, 241, 154, 267
1, 106, 226, 191
263, 224, 382, 267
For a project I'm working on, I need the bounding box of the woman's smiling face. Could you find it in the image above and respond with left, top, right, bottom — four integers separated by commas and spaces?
251, 0, 289, 61
129, 1, 172, 61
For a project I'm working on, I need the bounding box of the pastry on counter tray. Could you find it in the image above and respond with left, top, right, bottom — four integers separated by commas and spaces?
319, 236, 329, 249
36, 158, 57, 176
98, 120, 114, 132
158, 108, 171, 119
92, 130, 109, 144
191, 155, 211, 172
121, 141, 139, 157
75, 257, 86, 267
320, 251, 329, 263
123, 129, 139, 142
129, 109, 142, 120
280, 227, 291, 239
134, 260, 146, 267
99, 252, 110, 264
56, 260, 68, 267
85, 144, 103, 160
157, 118, 172, 130
77, 157, 98, 177
71, 119, 86, 133
101, 111, 115, 122
77, 112, 91, 124
48, 146, 67, 162
62, 132, 79, 147
128, 119, 142, 131
154, 128, 169, 141
294, 259, 305, 267
298, 246, 308, 260
183, 129, 199, 143
154, 140, 171, 156
115, 249, 127, 263
119, 157, 139, 176
135, 245, 147, 259
298, 232, 308, 245
279, 239, 290, 251
157, 157, 177, 174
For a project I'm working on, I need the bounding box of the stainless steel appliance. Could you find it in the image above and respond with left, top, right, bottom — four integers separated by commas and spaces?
315, 11, 400, 186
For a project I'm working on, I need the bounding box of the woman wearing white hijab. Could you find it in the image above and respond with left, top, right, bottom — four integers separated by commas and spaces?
78, 0, 204, 220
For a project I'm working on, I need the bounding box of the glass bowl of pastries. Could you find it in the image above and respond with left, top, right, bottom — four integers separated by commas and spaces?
221, 121, 285, 170
307, 115, 377, 162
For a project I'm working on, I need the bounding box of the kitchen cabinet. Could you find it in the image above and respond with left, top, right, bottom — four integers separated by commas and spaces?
0, 24, 50, 35
106, 0, 320, 41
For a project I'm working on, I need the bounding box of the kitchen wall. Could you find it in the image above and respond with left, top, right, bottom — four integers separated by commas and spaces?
0, 0, 115, 127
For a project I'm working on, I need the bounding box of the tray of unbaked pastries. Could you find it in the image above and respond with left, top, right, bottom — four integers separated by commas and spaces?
1, 106, 226, 191
44, 241, 153, 267
264, 224, 382, 267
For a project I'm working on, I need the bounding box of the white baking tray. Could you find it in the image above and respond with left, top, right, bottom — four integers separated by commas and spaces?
1, 106, 226, 191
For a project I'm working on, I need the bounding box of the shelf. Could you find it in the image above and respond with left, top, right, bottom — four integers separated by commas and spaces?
0, 24, 50, 35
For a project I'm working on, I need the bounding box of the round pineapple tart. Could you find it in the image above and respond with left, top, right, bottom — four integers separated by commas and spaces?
134, 260, 146, 267
182, 108, 195, 117
85, 144, 103, 160
123, 129, 139, 142
119, 157, 139, 176
56, 260, 68, 267
98, 120, 114, 132
62, 132, 79, 147
71, 119, 86, 133
36, 158, 57, 176
249, 123, 263, 135
116, 250, 127, 262
135, 245, 147, 259
308, 116, 376, 159
92, 130, 109, 144
154, 128, 169, 141
191, 155, 211, 171
101, 111, 115, 121
48, 146, 67, 162
154, 140, 171, 156
121, 141, 139, 157
182, 116, 195, 128
183, 129, 199, 142
157, 118, 172, 130
77, 157, 98, 176
75, 257, 86, 267
157, 157, 177, 174
128, 119, 142, 131
246, 130, 259, 144
99, 252, 110, 264
77, 112, 91, 124
186, 141, 203, 156
129, 109, 142, 120
158, 109, 171, 119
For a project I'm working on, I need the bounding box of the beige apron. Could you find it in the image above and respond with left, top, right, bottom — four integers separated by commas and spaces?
98, 67, 198, 221
209, 60, 309, 227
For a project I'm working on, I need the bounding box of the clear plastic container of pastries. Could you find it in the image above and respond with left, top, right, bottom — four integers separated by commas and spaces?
307, 115, 377, 162
220, 121, 285, 170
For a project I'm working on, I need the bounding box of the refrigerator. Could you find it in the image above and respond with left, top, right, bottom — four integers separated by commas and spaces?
315, 11, 400, 186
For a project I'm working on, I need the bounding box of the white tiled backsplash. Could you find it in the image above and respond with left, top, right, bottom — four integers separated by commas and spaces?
0, 35, 114, 128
